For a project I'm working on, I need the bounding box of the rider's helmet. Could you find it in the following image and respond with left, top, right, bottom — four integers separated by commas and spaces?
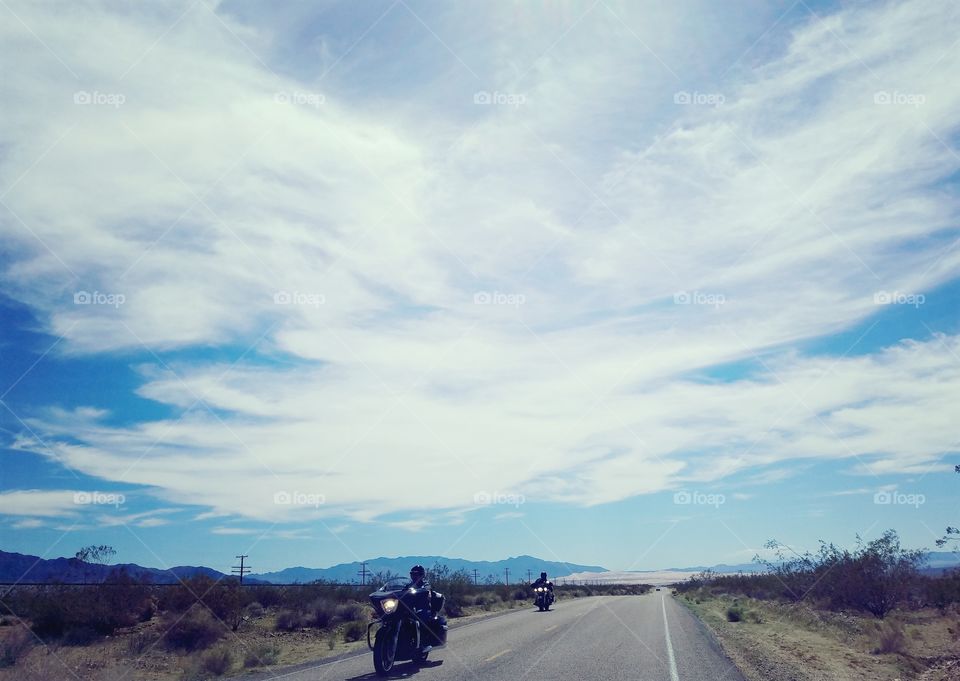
540, 571, 547, 581
410, 565, 426, 582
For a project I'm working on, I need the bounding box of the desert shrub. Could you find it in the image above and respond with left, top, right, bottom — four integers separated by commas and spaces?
199, 647, 232, 676
61, 625, 100, 646
444, 599, 464, 618
244, 602, 265, 618
872, 621, 906, 655
246, 586, 282, 608
513, 589, 527, 601
726, 606, 744, 622
343, 620, 366, 642
923, 570, 960, 612
126, 631, 157, 656
0, 626, 33, 667
243, 642, 280, 668
335, 602, 366, 622
275, 609, 304, 631
163, 606, 224, 652
307, 599, 336, 628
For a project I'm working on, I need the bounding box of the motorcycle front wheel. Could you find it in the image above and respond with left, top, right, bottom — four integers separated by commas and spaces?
373, 627, 396, 676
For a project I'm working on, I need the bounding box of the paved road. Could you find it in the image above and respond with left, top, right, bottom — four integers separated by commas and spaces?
232, 592, 745, 681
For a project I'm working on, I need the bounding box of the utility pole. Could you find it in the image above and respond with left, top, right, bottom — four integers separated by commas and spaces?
472, 569, 479, 585
504, 567, 510, 585
231, 555, 250, 584
357, 562, 368, 585
526, 569, 532, 584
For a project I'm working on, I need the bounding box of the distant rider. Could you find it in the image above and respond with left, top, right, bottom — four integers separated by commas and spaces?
531, 571, 553, 592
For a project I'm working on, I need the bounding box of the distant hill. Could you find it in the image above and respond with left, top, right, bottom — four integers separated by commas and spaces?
250, 555, 608, 584
0, 550, 266, 584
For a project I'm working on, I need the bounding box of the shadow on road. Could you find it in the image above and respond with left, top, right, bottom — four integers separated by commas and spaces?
345, 660, 443, 680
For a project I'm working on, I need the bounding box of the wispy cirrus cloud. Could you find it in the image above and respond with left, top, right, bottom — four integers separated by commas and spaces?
1, 0, 958, 530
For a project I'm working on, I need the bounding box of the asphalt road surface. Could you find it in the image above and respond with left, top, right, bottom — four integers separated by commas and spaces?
232, 592, 745, 681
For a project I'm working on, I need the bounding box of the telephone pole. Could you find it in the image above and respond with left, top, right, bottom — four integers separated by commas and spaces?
231, 555, 250, 584
357, 562, 368, 585
504, 567, 510, 585
472, 569, 479, 585
526, 569, 532, 584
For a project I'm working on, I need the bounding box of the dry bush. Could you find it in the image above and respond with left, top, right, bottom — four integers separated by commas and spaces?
243, 642, 280, 668
872, 621, 906, 655
0, 625, 34, 667
163, 606, 224, 652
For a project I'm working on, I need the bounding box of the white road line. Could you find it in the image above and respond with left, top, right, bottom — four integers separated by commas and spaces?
661, 594, 680, 681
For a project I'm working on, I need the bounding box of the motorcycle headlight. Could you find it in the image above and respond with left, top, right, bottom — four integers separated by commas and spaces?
382, 598, 399, 614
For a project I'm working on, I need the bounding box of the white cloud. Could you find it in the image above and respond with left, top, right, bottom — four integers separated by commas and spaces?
0, 489, 82, 517
2, 0, 959, 526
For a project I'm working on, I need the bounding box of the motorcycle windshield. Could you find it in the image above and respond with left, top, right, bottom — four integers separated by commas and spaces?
376, 577, 410, 591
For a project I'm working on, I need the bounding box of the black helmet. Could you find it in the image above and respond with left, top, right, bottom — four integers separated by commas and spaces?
540, 572, 547, 580
410, 564, 426, 580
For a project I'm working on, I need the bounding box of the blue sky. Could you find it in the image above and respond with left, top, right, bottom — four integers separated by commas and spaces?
1, 0, 959, 575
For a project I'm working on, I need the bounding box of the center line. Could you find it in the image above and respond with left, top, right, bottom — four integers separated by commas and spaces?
661, 594, 680, 681
484, 649, 511, 663
545, 625, 558, 632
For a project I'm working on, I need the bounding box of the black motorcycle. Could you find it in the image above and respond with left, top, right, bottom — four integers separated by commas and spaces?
533, 585, 554, 611
367, 577, 447, 675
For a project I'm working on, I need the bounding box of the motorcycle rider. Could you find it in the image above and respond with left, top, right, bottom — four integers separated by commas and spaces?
406, 564, 435, 621
531, 571, 553, 592
408, 564, 429, 589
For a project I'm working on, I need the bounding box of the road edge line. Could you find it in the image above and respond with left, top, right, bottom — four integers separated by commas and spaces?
661, 593, 680, 681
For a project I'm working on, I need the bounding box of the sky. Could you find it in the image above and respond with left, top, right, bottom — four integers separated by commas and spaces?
0, 0, 958, 576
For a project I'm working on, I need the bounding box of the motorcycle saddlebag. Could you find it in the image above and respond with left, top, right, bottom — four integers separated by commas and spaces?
423, 614, 447, 647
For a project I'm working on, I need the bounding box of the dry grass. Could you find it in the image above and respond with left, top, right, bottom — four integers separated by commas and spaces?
681, 590, 960, 681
